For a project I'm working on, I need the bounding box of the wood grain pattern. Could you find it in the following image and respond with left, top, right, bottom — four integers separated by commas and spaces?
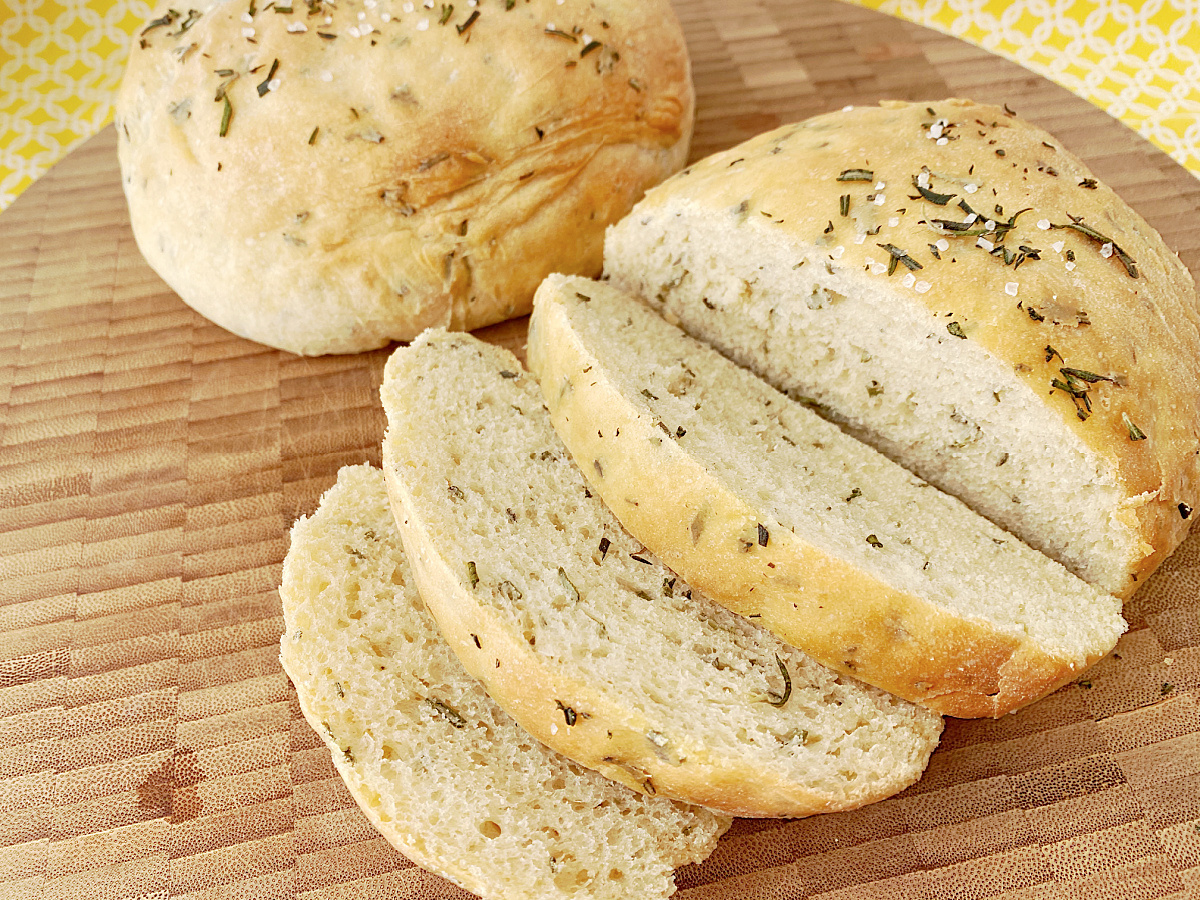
2, 1, 1199, 897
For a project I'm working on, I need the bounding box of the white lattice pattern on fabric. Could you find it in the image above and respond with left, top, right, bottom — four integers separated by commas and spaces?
849, 0, 1200, 175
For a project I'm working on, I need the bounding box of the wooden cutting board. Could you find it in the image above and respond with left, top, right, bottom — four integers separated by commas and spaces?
2, 1, 1199, 897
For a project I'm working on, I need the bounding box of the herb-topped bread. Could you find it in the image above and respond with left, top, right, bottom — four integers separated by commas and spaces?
279, 464, 727, 899
527, 274, 1126, 718
604, 98, 1200, 598
117, 0, 692, 355
380, 330, 943, 818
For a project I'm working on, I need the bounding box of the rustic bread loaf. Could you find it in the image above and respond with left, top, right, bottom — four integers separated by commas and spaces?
527, 274, 1126, 718
279, 464, 727, 899
116, 0, 692, 355
604, 98, 1200, 599
380, 329, 942, 818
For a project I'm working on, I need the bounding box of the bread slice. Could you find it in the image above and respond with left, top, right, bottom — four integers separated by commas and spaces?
526, 274, 1126, 718
603, 99, 1200, 599
380, 331, 943, 818
279, 464, 727, 899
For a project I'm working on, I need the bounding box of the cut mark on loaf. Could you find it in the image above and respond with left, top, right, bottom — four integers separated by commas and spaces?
381, 330, 943, 817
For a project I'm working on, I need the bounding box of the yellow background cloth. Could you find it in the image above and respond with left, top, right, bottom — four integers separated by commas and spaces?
1, 0, 1198, 211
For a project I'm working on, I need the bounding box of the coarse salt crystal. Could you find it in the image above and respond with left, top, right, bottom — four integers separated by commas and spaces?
581, 32, 592, 44
1066, 261, 1076, 271
984, 220, 995, 231
964, 183, 978, 194
1052, 240, 1064, 253
241, 11, 253, 22
380, 11, 390, 21
929, 123, 943, 139
935, 239, 950, 252
324, 15, 332, 22
873, 193, 886, 206
320, 70, 332, 81
871, 262, 888, 275
417, 16, 428, 28
403, 1, 413, 10
843, 105, 854, 111
267, 77, 281, 91
287, 21, 307, 31
241, 26, 254, 36
964, 213, 978, 225
903, 272, 916, 288
874, 181, 886, 191
915, 280, 931, 293
917, 171, 930, 187
854, 233, 867, 244
360, 21, 372, 32
936, 137, 948, 146
347, 24, 360, 35
888, 216, 900, 227
550, 723, 558, 735
1037, 218, 1051, 230
358, 10, 366, 19
831, 245, 845, 259
1101, 242, 1114, 258
1005, 282, 1019, 296
424, 0, 434, 7
976, 237, 994, 251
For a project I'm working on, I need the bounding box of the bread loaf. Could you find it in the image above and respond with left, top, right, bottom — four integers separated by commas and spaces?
279, 464, 727, 899
604, 99, 1200, 598
380, 329, 943, 817
117, 0, 692, 355
527, 274, 1126, 718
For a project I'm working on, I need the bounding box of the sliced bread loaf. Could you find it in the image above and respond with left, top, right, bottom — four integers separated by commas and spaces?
279, 464, 727, 899
603, 99, 1200, 599
526, 274, 1126, 718
380, 330, 943, 818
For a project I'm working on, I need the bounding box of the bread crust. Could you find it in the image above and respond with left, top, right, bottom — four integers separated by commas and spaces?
116, 0, 692, 354
528, 276, 1121, 718
606, 99, 1200, 597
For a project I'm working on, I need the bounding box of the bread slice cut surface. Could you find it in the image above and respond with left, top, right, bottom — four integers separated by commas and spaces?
527, 274, 1126, 718
603, 99, 1200, 599
380, 331, 943, 818
279, 464, 727, 900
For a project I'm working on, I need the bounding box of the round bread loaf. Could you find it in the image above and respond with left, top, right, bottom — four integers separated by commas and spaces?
116, 0, 692, 355
605, 99, 1200, 599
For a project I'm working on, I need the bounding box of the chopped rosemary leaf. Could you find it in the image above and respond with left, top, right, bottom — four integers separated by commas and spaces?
555, 700, 577, 726
1045, 345, 1062, 363
837, 168, 873, 182
912, 177, 955, 205
545, 26, 577, 41
866, 534, 883, 548
427, 698, 466, 728
171, 8, 203, 35
1052, 217, 1139, 277
580, 39, 601, 56
1060, 367, 1114, 384
876, 243, 923, 271
456, 9, 479, 33
557, 567, 580, 603
598, 537, 610, 559
308, 125, 319, 144
141, 10, 179, 34
839, 193, 850, 217
219, 95, 232, 136
947, 321, 967, 339
317, 31, 336, 38
1122, 413, 1146, 441
1180, 503, 1192, 520
439, 3, 453, 24
257, 58, 279, 96
467, 560, 479, 588
757, 523, 769, 547
766, 654, 792, 707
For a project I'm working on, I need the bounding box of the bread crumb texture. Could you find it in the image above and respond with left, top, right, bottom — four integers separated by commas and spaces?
117, 0, 693, 354
380, 331, 942, 818
279, 464, 726, 899
604, 98, 1200, 599
528, 274, 1126, 718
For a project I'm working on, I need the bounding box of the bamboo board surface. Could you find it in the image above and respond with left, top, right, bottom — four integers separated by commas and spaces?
2, 1, 1200, 897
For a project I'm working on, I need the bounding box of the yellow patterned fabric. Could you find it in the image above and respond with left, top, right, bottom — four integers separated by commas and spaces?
0, 0, 1198, 210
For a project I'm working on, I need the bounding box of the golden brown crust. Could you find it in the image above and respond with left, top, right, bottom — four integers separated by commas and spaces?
116, 0, 692, 354
528, 279, 1114, 718
620, 99, 1200, 597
